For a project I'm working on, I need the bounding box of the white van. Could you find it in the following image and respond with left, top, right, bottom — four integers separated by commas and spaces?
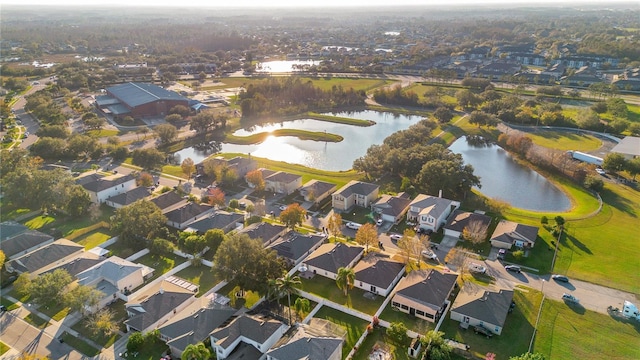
345, 222, 362, 230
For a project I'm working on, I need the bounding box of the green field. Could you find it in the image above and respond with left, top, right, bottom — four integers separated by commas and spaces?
314, 306, 369, 359
535, 299, 640, 359
74, 229, 114, 249
527, 131, 602, 151
194, 76, 393, 93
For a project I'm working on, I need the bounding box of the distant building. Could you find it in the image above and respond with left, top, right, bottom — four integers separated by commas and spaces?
96, 82, 189, 118
610, 136, 640, 160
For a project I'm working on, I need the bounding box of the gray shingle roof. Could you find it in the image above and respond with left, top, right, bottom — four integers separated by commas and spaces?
491, 220, 538, 246
125, 283, 195, 332
76, 173, 136, 193
0, 229, 53, 259
451, 288, 514, 327
353, 255, 404, 289
267, 231, 326, 262
8, 239, 84, 274
106, 187, 152, 206
210, 314, 284, 350
444, 210, 492, 233
186, 211, 244, 234
408, 194, 456, 219
334, 180, 379, 198
394, 269, 458, 309
267, 336, 343, 360
165, 203, 214, 225
149, 191, 186, 211
42, 253, 103, 277
265, 171, 302, 184
0, 221, 29, 241
237, 222, 287, 245
106, 82, 188, 108
77, 256, 147, 288
304, 243, 364, 274
301, 180, 337, 198
372, 194, 412, 218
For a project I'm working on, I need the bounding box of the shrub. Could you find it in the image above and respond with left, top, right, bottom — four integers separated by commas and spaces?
127, 332, 144, 353
512, 250, 525, 260
584, 175, 604, 192
229, 199, 239, 209
386, 322, 408, 343
540, 216, 548, 225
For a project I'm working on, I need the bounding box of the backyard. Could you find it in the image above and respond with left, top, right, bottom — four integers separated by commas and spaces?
174, 265, 221, 297
215, 281, 262, 309
135, 252, 188, 282
378, 302, 435, 334
314, 306, 369, 359
297, 275, 385, 316
73, 228, 114, 250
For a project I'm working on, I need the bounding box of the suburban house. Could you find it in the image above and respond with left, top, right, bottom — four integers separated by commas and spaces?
371, 192, 412, 224
209, 314, 288, 360
185, 211, 245, 234
42, 252, 104, 278
105, 187, 152, 209
125, 277, 198, 333
266, 321, 344, 360
247, 168, 277, 188
450, 287, 514, 335
264, 171, 303, 195
407, 194, 460, 233
302, 243, 364, 280
392, 269, 458, 323
158, 295, 238, 358
200, 156, 258, 179
332, 180, 380, 212
5, 239, 84, 276
490, 220, 539, 249
165, 202, 216, 230
299, 180, 337, 204
443, 210, 493, 239
76, 173, 137, 204
353, 254, 405, 297
149, 191, 188, 213
267, 231, 326, 267
0, 228, 54, 260
76, 256, 154, 310
0, 221, 29, 241
237, 222, 287, 246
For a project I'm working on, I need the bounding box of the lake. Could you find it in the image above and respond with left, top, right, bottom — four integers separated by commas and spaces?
173, 110, 424, 171
449, 136, 571, 212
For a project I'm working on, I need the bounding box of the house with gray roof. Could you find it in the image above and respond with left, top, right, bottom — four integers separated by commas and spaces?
159, 295, 239, 358
77, 256, 154, 310
76, 173, 137, 204
5, 239, 85, 276
332, 180, 380, 211
300, 179, 337, 204
490, 220, 538, 250
302, 243, 364, 280
444, 210, 493, 239
610, 136, 640, 160
0, 229, 54, 260
392, 269, 458, 323
267, 231, 326, 267
105, 186, 152, 209
149, 191, 187, 213
42, 252, 104, 278
199, 156, 258, 180
237, 222, 287, 246
185, 211, 245, 234
353, 254, 405, 297
165, 202, 216, 230
0, 221, 29, 241
100, 82, 189, 118
266, 320, 344, 360
450, 287, 514, 335
210, 314, 288, 360
125, 279, 198, 333
407, 194, 460, 233
265, 171, 303, 195
372, 192, 412, 224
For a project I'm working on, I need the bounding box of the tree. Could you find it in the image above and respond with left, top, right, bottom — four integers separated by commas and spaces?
461, 220, 489, 244
584, 175, 604, 192
602, 153, 627, 174
397, 229, 421, 267
279, 203, 306, 230
150, 238, 176, 257
335, 267, 355, 296
433, 107, 453, 123
30, 269, 73, 306
13, 272, 32, 297
181, 157, 196, 180
165, 114, 183, 124
190, 111, 216, 133
327, 212, 343, 240
136, 172, 154, 187
510, 353, 545, 360
36, 125, 70, 139
169, 105, 191, 118
87, 308, 119, 338
455, 89, 480, 110
64, 284, 103, 317
127, 332, 145, 353
83, 116, 106, 131
0, 250, 4, 270
203, 229, 226, 255
135, 127, 150, 141
204, 187, 225, 207
421, 330, 452, 360
63, 185, 92, 217
154, 123, 178, 145
182, 342, 211, 360
468, 110, 498, 127
355, 223, 378, 253
387, 322, 408, 343
67, 134, 101, 159
111, 200, 167, 248
212, 233, 285, 294
29, 137, 67, 159
294, 297, 310, 320
245, 169, 265, 191
131, 148, 165, 170
276, 274, 301, 325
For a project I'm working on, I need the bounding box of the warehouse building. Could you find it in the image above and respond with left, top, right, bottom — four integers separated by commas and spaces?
95, 82, 189, 118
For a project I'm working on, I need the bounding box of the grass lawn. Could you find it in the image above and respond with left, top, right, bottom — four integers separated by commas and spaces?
135, 252, 187, 282
106, 299, 129, 333
22, 206, 114, 239
0, 341, 9, 356
314, 306, 369, 359
37, 301, 70, 321
440, 287, 542, 359
0, 198, 34, 220
352, 327, 413, 360
71, 317, 120, 348
535, 299, 640, 360
175, 265, 222, 297
24, 214, 56, 229
297, 275, 384, 316
195, 76, 391, 93
74, 229, 114, 250
104, 240, 142, 259
1, 297, 20, 311
216, 281, 262, 309
124, 339, 168, 360
61, 333, 100, 357
527, 130, 602, 151
378, 302, 435, 334
24, 313, 50, 329
7, 288, 30, 303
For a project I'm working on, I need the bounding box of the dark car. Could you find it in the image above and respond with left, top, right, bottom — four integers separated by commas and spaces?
505, 265, 521, 273
552, 274, 569, 283
474, 325, 493, 338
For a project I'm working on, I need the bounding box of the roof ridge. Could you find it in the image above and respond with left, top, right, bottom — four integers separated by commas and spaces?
130, 82, 161, 101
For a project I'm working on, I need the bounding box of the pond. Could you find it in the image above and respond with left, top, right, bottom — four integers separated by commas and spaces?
173, 110, 424, 171
449, 136, 571, 212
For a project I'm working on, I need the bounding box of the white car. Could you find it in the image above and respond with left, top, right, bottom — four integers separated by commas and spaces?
376, 219, 384, 226
595, 168, 606, 175
389, 233, 402, 241
279, 205, 287, 211
468, 263, 487, 274
345, 222, 361, 230
421, 250, 437, 260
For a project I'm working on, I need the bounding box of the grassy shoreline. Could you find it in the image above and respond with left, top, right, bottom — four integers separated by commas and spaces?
225, 128, 343, 144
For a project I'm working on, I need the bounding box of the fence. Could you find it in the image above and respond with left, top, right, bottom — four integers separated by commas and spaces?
126, 248, 149, 262
65, 221, 110, 241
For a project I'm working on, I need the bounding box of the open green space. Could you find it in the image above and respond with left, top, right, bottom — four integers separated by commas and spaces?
307, 112, 375, 126
527, 131, 602, 151
216, 281, 262, 309
314, 306, 369, 359
124, 338, 168, 360
22, 206, 114, 239
174, 265, 221, 297
440, 287, 541, 359
194, 76, 392, 93
85, 129, 120, 137
74, 229, 114, 249
0, 341, 9, 356
104, 239, 142, 259
352, 327, 412, 360
535, 299, 640, 360
225, 128, 343, 145
71, 317, 120, 348
24, 313, 50, 329
0, 198, 34, 220
298, 275, 384, 316
0, 297, 20, 311
135, 252, 187, 282
38, 301, 70, 321
61, 333, 100, 357
378, 302, 435, 334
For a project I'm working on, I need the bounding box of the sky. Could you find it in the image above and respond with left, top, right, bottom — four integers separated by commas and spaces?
2, 0, 637, 7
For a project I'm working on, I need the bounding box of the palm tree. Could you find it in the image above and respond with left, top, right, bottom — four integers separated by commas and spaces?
276, 274, 301, 325
335, 267, 355, 297
181, 342, 211, 360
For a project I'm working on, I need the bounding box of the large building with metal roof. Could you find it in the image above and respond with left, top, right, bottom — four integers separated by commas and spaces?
96, 82, 189, 118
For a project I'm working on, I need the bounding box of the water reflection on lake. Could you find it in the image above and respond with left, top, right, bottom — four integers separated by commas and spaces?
173, 110, 423, 171
449, 136, 571, 212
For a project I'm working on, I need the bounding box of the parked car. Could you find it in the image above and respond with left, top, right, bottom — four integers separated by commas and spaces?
389, 233, 402, 241
552, 274, 570, 283
596, 168, 606, 175
421, 250, 437, 260
474, 325, 493, 338
279, 204, 287, 211
345, 222, 362, 230
468, 263, 487, 274
376, 219, 383, 226
562, 293, 579, 303
505, 265, 521, 273
497, 249, 507, 260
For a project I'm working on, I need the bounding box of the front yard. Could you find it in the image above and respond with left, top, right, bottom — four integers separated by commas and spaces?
298, 275, 384, 316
